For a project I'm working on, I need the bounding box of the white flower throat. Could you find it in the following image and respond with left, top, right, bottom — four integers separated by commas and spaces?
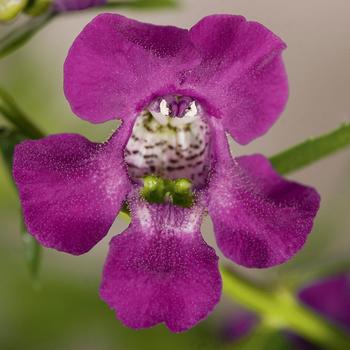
125, 96, 211, 188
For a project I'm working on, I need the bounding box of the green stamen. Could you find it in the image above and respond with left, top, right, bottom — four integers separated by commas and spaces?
140, 175, 165, 204
172, 178, 194, 208
140, 176, 194, 208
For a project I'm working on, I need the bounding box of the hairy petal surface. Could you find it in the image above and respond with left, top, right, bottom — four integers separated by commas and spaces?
54, 0, 105, 12
207, 121, 320, 268
100, 193, 221, 332
64, 13, 199, 123
187, 14, 288, 144
12, 122, 132, 255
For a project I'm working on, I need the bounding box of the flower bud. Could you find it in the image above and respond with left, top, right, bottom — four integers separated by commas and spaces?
0, 0, 28, 21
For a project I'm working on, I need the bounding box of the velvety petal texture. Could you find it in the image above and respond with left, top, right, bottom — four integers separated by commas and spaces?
12, 123, 132, 254
64, 14, 288, 144
100, 192, 221, 332
54, 0, 105, 12
208, 121, 320, 268
187, 15, 288, 144
64, 13, 199, 123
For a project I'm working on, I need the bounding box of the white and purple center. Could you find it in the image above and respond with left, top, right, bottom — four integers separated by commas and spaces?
125, 95, 211, 188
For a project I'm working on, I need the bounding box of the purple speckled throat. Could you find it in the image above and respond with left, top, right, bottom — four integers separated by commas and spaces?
125, 95, 211, 187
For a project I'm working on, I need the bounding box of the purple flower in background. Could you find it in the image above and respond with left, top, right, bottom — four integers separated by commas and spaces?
222, 312, 258, 343
224, 274, 350, 348
293, 274, 350, 349
299, 275, 350, 331
13, 14, 320, 332
53, 0, 105, 12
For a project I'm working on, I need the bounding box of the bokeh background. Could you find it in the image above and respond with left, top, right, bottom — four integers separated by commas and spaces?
1, 0, 350, 349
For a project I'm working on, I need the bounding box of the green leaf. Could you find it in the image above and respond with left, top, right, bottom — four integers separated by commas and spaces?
0, 11, 54, 59
269, 123, 350, 175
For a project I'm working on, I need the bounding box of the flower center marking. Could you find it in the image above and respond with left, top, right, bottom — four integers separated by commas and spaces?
124, 95, 211, 189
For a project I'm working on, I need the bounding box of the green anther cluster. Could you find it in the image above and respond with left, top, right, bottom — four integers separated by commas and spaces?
140, 175, 194, 208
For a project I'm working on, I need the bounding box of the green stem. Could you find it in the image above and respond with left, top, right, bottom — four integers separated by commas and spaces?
20, 216, 42, 286
270, 122, 350, 175
0, 87, 44, 138
221, 267, 350, 349
0, 128, 43, 285
0, 89, 43, 284
0, 11, 54, 59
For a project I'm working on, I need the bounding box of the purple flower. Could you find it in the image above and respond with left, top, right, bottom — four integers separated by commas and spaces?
293, 274, 350, 349
12, 14, 320, 332
224, 274, 350, 348
299, 275, 350, 331
221, 312, 258, 342
53, 0, 105, 12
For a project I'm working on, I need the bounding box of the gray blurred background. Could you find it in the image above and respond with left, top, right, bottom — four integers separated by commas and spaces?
1, 1, 350, 349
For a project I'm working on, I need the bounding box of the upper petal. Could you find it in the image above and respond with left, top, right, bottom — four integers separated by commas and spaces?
207, 121, 320, 268
12, 122, 132, 255
187, 14, 288, 144
64, 13, 199, 123
100, 192, 222, 332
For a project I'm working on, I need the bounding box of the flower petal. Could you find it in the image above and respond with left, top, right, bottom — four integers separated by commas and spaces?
187, 14, 288, 144
100, 193, 221, 332
207, 122, 320, 268
64, 13, 199, 123
53, 0, 105, 12
12, 122, 132, 255
299, 274, 350, 330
